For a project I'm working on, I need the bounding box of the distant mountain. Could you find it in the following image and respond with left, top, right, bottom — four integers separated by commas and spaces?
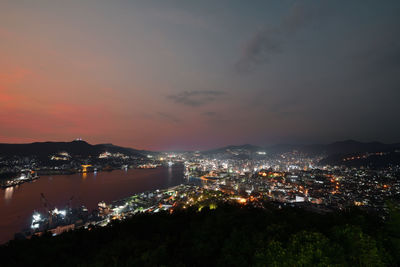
264, 140, 400, 167
313, 140, 399, 155
267, 140, 400, 156
319, 151, 400, 168
0, 140, 145, 159
200, 140, 400, 158
1, 139, 399, 161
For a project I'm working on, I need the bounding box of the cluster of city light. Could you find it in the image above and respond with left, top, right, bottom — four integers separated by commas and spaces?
31, 212, 41, 229
53, 208, 67, 217
19, 147, 400, 239
98, 151, 129, 159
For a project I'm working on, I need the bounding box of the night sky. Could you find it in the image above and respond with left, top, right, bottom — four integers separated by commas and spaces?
1, 1, 399, 150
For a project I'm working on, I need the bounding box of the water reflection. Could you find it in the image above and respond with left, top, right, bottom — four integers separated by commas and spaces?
0, 165, 185, 245
4, 187, 14, 201
167, 164, 172, 183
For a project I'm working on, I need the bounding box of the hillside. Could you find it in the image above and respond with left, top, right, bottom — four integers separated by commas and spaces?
1, 204, 399, 266
0, 140, 145, 159
319, 151, 400, 168
268, 140, 400, 156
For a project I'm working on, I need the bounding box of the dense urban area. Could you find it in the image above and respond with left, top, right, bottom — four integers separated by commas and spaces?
1, 140, 399, 234
1, 140, 400, 266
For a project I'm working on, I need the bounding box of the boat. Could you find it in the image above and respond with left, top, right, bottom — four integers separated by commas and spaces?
19, 203, 91, 239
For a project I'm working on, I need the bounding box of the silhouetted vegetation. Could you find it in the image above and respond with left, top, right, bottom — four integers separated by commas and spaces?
1, 203, 399, 266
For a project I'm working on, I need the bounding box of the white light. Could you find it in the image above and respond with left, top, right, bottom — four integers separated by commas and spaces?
32, 213, 41, 222
59, 210, 66, 216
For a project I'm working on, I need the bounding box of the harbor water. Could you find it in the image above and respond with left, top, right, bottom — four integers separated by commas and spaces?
0, 165, 185, 244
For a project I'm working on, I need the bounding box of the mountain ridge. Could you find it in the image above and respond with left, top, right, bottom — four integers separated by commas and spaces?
201, 140, 400, 156
1, 139, 399, 158
0, 140, 145, 159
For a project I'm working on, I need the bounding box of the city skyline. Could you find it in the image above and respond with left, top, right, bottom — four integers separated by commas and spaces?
1, 138, 400, 153
1, 1, 400, 150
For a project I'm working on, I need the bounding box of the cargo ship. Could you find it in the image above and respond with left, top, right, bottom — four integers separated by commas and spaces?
17, 208, 88, 240
17, 197, 93, 240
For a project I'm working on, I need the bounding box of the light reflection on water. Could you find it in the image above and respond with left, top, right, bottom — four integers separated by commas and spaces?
4, 187, 14, 201
168, 165, 172, 183
0, 165, 184, 244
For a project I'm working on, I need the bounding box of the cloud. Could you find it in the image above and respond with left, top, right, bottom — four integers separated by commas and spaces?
157, 112, 181, 123
167, 90, 226, 107
236, 3, 327, 73
235, 28, 283, 72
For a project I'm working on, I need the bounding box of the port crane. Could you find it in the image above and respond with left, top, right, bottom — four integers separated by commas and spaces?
66, 196, 74, 211
40, 193, 53, 227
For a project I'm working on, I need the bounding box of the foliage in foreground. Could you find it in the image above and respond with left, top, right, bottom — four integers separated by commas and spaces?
1, 203, 399, 267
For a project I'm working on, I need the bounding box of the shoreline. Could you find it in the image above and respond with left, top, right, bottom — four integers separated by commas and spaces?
0, 165, 169, 190
0, 165, 186, 244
